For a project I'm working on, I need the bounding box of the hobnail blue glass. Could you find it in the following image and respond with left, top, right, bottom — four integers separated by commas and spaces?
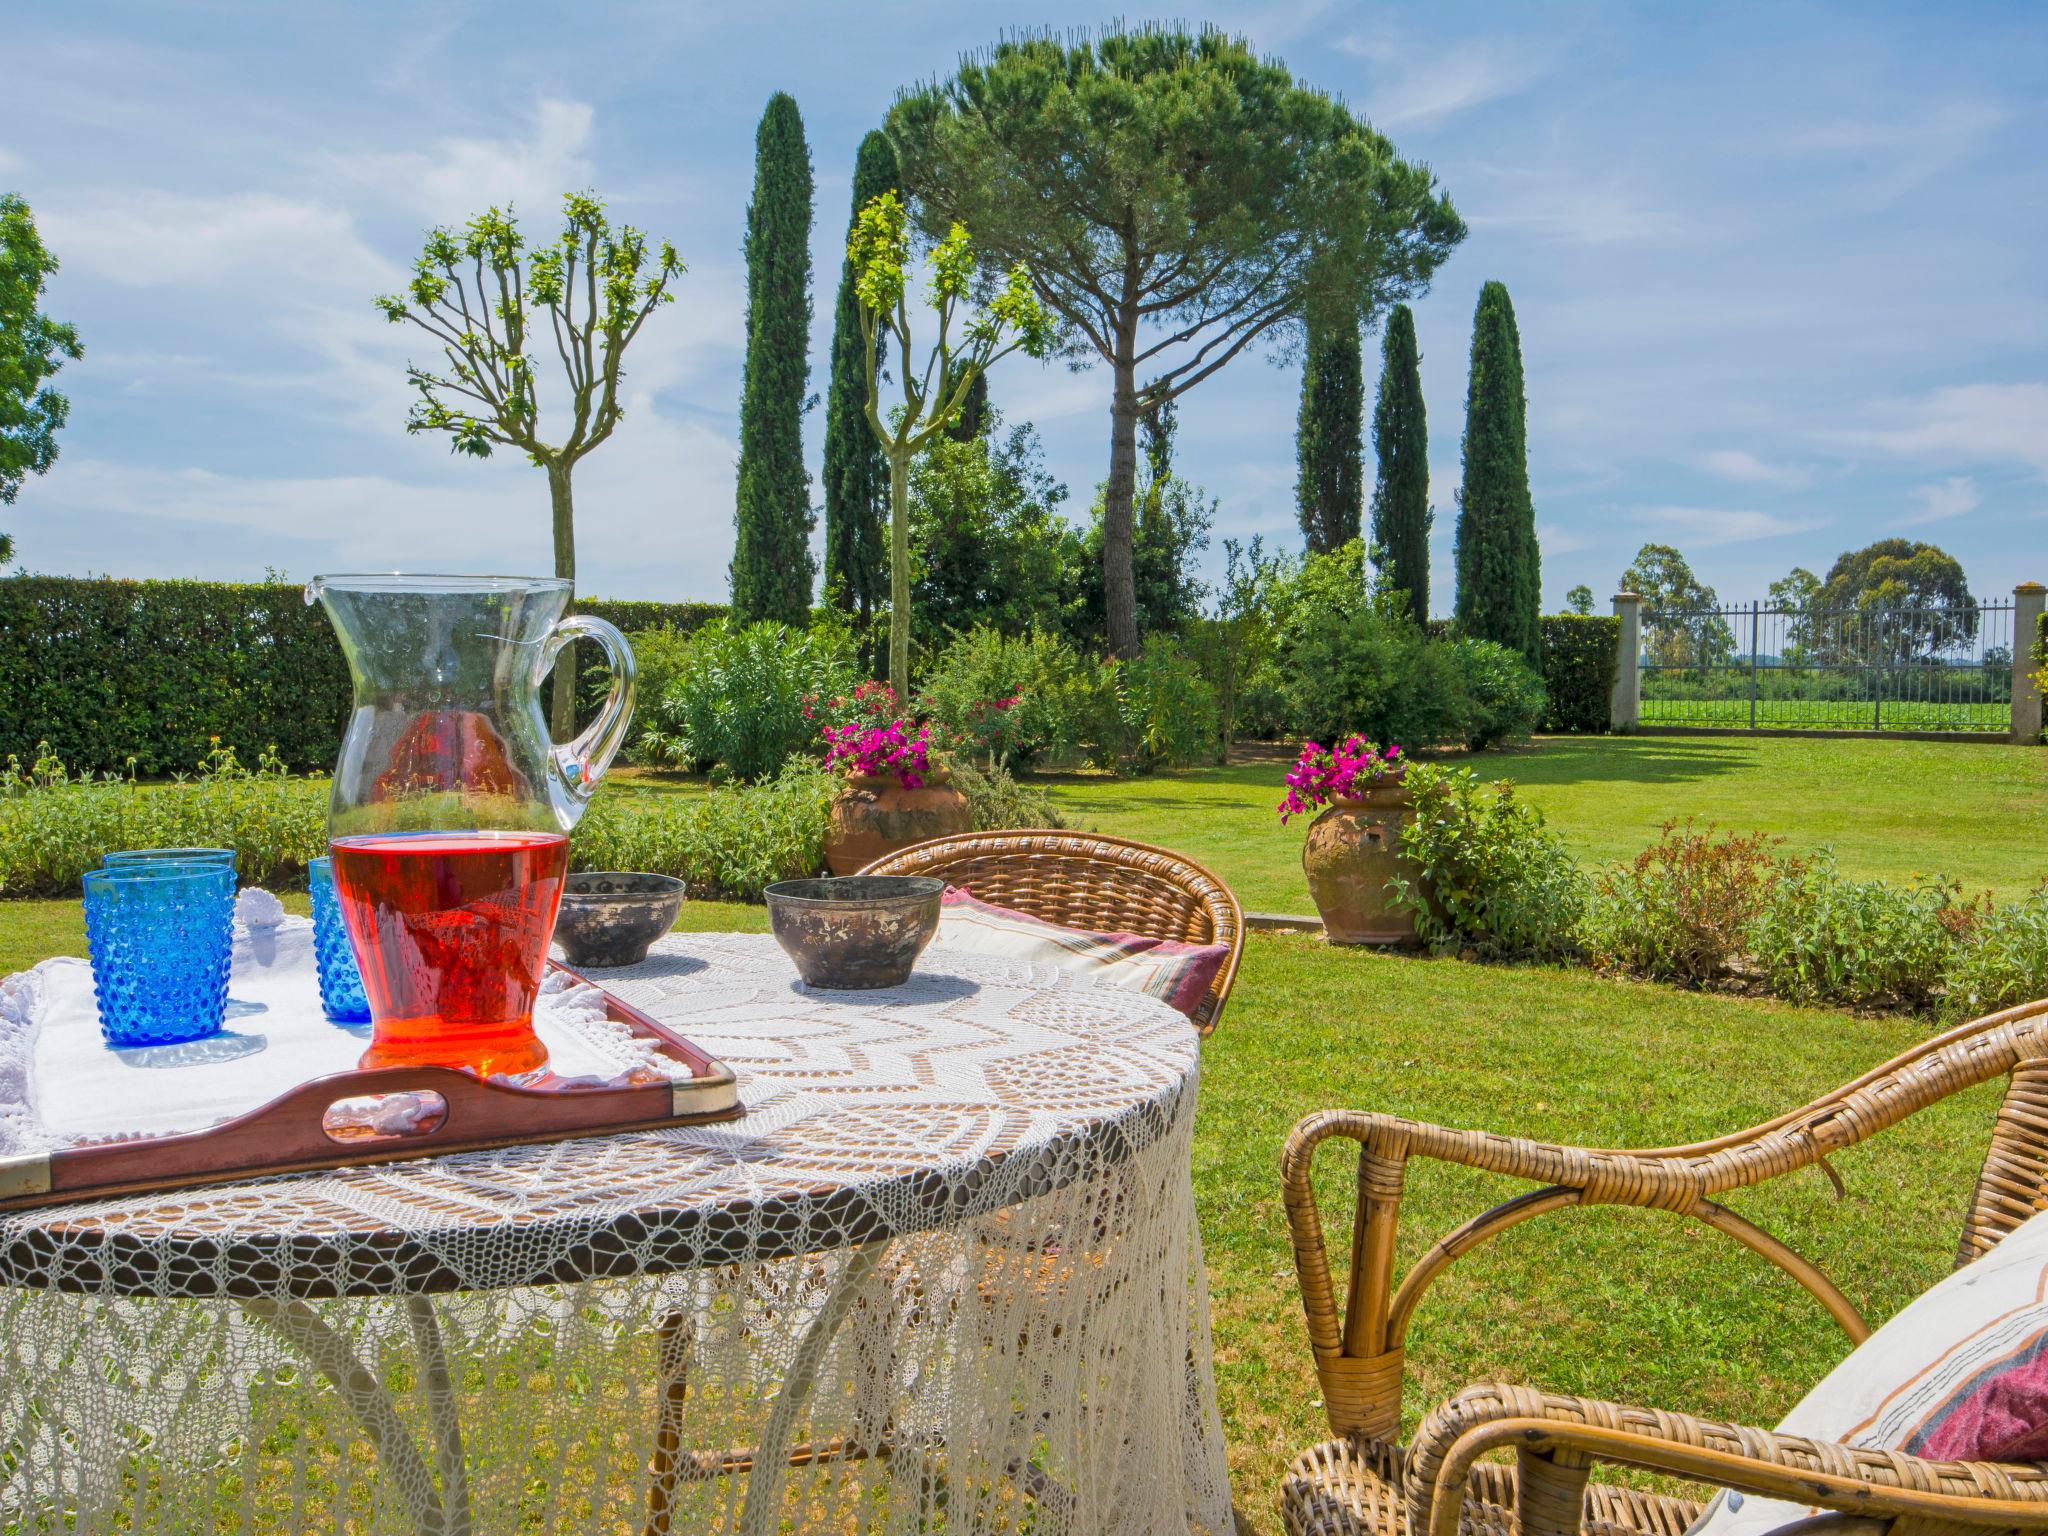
308, 856, 371, 1024
81, 863, 235, 1048
102, 847, 237, 869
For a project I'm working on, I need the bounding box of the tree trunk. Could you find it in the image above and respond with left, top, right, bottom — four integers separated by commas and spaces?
547, 458, 577, 739
1102, 352, 1141, 659
887, 446, 912, 699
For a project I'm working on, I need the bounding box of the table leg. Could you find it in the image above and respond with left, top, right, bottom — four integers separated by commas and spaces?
734, 1240, 888, 1536
241, 1296, 470, 1536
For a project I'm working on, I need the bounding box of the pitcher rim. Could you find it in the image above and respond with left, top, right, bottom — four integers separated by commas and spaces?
304, 572, 572, 601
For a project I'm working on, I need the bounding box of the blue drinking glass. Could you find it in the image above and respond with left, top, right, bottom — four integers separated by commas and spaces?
103, 847, 238, 870
81, 863, 236, 1047
308, 856, 371, 1024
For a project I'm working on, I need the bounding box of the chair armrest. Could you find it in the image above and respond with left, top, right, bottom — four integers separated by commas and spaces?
1406, 1382, 2048, 1536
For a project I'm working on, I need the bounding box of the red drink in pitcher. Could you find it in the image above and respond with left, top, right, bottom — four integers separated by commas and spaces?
329, 830, 570, 1079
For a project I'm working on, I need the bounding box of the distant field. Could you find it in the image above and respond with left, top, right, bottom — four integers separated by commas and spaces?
1640, 697, 2010, 732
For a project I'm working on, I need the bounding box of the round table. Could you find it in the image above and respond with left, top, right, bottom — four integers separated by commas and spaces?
0, 932, 1232, 1535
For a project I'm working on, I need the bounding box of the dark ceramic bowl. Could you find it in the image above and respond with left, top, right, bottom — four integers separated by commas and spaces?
553, 872, 687, 968
764, 875, 945, 990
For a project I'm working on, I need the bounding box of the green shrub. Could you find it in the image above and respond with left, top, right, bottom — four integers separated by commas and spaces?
1277, 608, 1474, 751
1390, 763, 1587, 960
949, 760, 1067, 832
1539, 614, 1618, 733
1579, 820, 1782, 985
0, 742, 329, 896
0, 575, 723, 776
570, 762, 835, 900
919, 627, 1088, 771
617, 626, 699, 764
641, 618, 856, 782
1444, 637, 1546, 749
1944, 884, 2048, 1019
1086, 637, 1220, 774
1745, 856, 1971, 1011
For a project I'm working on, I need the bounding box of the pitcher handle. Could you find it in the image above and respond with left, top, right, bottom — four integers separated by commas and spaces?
537, 613, 637, 813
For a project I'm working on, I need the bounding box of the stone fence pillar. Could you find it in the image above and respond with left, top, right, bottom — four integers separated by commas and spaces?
1611, 592, 1642, 733
2016, 581, 2045, 745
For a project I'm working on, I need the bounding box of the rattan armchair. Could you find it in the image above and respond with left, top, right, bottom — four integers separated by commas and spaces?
860, 830, 1244, 1035
1280, 995, 2048, 1536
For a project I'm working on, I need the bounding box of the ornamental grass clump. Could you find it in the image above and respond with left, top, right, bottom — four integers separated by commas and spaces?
1578, 819, 1783, 986
1746, 855, 1982, 1012
1276, 737, 1401, 823
1388, 762, 1586, 961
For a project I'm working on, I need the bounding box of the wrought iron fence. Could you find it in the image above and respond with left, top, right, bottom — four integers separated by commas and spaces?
1639, 597, 2016, 733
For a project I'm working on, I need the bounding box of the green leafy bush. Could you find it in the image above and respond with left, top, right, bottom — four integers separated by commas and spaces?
1086, 637, 1220, 774
0, 742, 328, 896
1745, 856, 1974, 1011
569, 762, 835, 900
1390, 763, 1587, 961
1944, 884, 2048, 1019
1539, 614, 1618, 733
1579, 820, 1782, 985
0, 575, 722, 776
618, 626, 699, 764
1444, 637, 1546, 749
919, 627, 1088, 771
640, 618, 856, 782
949, 760, 1067, 832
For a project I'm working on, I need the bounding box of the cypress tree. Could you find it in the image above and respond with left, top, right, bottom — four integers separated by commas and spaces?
1294, 318, 1363, 555
822, 130, 899, 628
1370, 303, 1431, 623
1453, 281, 1539, 661
731, 92, 816, 625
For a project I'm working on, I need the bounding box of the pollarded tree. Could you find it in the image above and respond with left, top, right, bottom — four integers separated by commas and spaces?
1454, 281, 1539, 662
375, 194, 684, 734
888, 25, 1464, 658
1370, 303, 1430, 623
1296, 318, 1363, 556
822, 130, 902, 634
848, 192, 1052, 696
731, 93, 817, 626
1, 193, 84, 562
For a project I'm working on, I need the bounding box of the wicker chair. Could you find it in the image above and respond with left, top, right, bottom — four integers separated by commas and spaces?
1279, 994, 2048, 1536
860, 830, 1245, 1036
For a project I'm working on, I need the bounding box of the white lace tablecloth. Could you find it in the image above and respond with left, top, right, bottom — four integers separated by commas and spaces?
0, 931, 1230, 1535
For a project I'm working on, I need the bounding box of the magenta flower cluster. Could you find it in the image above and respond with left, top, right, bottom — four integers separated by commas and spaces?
1277, 736, 1401, 823
823, 692, 937, 786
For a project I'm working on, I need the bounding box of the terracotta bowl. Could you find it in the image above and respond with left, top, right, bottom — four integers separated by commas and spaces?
764, 876, 944, 990
553, 872, 687, 968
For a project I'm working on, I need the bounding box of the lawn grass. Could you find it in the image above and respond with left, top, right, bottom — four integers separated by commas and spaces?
1, 733, 2035, 1531
1040, 734, 2048, 913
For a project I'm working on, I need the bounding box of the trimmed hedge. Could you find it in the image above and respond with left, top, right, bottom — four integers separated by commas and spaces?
1539, 614, 1618, 733
0, 576, 722, 777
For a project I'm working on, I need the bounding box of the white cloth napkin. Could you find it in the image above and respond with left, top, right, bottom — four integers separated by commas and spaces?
0, 892, 686, 1154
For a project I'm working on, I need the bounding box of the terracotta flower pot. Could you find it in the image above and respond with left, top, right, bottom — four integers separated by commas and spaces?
823, 766, 972, 876
1300, 772, 1428, 947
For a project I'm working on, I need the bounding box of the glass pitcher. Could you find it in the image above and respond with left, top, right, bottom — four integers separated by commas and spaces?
306, 574, 636, 1080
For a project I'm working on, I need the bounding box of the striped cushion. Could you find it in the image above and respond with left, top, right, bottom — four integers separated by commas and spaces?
1690, 1205, 2048, 1536
929, 889, 1226, 1022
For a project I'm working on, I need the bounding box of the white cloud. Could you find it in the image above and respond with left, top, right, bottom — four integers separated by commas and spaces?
1787, 100, 2009, 207
1625, 506, 1829, 548
1840, 383, 2048, 477
39, 191, 396, 292
1698, 449, 1813, 490
1537, 520, 1589, 555
0, 147, 17, 175
1462, 168, 1690, 248
1338, 33, 1555, 128
315, 98, 597, 226
1906, 475, 1982, 524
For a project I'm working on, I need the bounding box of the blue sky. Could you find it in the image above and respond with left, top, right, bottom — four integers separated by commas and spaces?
7, 1, 2045, 611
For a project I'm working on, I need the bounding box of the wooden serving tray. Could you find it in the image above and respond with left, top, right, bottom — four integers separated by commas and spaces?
0, 961, 740, 1214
